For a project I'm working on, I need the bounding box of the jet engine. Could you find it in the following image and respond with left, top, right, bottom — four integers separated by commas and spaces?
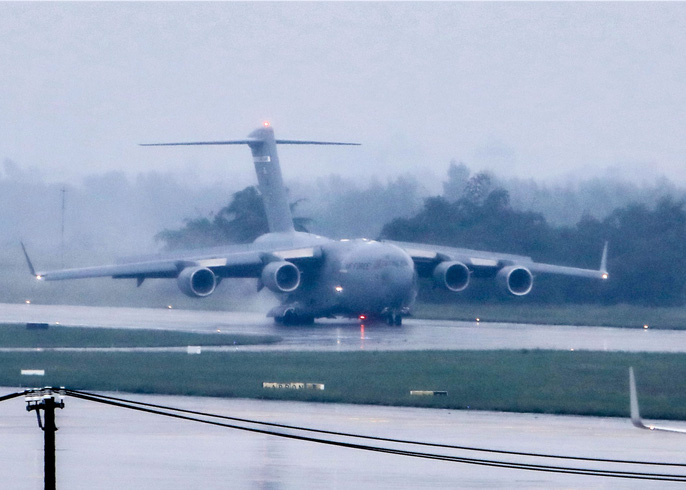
496, 265, 533, 296
433, 261, 470, 292
261, 261, 300, 293
177, 266, 217, 298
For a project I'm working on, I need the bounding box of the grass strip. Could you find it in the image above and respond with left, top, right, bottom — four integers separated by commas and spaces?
2, 350, 686, 420
0, 323, 280, 348
413, 301, 686, 329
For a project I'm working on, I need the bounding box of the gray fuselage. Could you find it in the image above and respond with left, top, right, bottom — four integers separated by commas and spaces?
256, 232, 417, 319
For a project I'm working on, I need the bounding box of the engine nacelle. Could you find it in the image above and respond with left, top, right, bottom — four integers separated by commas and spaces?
496, 265, 533, 296
177, 266, 217, 298
433, 261, 470, 292
261, 261, 300, 293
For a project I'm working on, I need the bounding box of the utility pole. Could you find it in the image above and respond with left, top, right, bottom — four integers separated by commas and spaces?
60, 186, 66, 268
26, 388, 65, 490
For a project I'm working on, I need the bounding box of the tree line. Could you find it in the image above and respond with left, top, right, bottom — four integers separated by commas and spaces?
381, 179, 686, 306
157, 167, 686, 307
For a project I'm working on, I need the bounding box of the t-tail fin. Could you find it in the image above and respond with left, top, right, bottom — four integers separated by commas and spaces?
142, 123, 359, 234
245, 125, 295, 233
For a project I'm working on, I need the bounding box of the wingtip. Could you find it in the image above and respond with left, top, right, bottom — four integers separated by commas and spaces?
600, 241, 609, 278
20, 242, 43, 279
629, 367, 647, 429
20, 241, 37, 277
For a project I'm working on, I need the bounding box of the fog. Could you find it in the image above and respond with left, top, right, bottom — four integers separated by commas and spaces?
2, 2, 686, 306
3, 156, 682, 255
1, 151, 684, 307
2, 3, 686, 186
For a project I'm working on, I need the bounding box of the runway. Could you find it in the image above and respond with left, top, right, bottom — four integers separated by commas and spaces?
2, 303, 686, 488
1, 390, 685, 489
1, 302, 686, 353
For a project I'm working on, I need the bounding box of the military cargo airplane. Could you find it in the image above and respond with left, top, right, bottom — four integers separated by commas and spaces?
22, 123, 608, 325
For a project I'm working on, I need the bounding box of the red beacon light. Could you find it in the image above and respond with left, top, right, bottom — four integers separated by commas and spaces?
263, 121, 270, 127
359, 315, 366, 321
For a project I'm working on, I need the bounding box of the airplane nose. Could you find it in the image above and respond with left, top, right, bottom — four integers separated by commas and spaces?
380, 261, 415, 300
339, 242, 417, 312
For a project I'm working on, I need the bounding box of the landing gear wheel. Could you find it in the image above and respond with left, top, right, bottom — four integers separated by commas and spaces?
275, 311, 314, 326
386, 311, 402, 326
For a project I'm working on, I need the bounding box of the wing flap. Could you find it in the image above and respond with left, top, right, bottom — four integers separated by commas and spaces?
38, 260, 180, 281
527, 262, 607, 280
385, 239, 608, 280
29, 246, 323, 282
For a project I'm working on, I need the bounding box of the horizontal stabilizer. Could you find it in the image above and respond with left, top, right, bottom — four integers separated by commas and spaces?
141, 139, 360, 147
276, 140, 360, 146
141, 125, 360, 234
140, 140, 253, 146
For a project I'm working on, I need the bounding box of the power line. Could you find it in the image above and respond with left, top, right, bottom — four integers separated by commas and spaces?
0, 391, 24, 403
64, 389, 686, 468
3, 388, 686, 482
62, 389, 686, 482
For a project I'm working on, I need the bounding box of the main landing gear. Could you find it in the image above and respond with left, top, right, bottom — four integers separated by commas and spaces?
385, 311, 402, 326
274, 309, 314, 326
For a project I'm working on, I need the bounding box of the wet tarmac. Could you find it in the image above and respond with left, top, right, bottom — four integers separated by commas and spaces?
1, 302, 686, 353
1, 389, 685, 489
2, 303, 686, 488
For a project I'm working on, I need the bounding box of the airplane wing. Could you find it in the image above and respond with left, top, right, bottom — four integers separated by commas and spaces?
21, 240, 324, 295
629, 367, 686, 434
383, 239, 608, 295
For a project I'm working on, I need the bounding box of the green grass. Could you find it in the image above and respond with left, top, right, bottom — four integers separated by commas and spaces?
0, 323, 281, 348
413, 301, 686, 329
2, 349, 686, 420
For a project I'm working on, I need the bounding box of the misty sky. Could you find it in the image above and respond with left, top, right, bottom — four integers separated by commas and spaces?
2, 2, 686, 188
